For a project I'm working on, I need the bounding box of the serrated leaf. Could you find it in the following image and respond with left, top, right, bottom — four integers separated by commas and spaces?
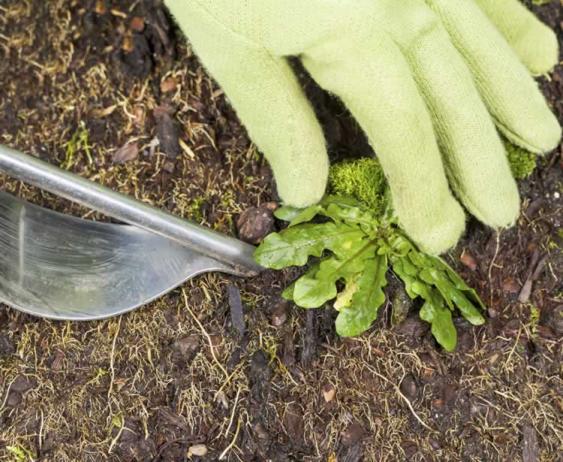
287, 205, 325, 227
257, 193, 486, 350
282, 284, 295, 301
418, 267, 455, 310
437, 257, 486, 310
320, 195, 365, 209
391, 257, 418, 299
417, 257, 485, 325
292, 261, 337, 308
389, 234, 413, 257
282, 263, 319, 302
293, 243, 377, 308
274, 205, 301, 222
335, 255, 388, 337
419, 295, 457, 352
401, 255, 419, 277
450, 291, 485, 325
324, 203, 376, 231
254, 222, 364, 269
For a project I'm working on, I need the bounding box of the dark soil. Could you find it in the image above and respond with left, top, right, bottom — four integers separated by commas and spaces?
0, 1, 561, 461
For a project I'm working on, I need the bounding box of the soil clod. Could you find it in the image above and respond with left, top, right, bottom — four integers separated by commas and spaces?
173, 335, 200, 362
10, 375, 36, 394
5, 390, 22, 408
341, 422, 365, 447
153, 105, 181, 159
270, 298, 290, 327
0, 334, 14, 355
399, 374, 418, 402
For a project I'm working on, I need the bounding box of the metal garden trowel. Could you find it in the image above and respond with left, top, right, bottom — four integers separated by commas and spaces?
0, 144, 263, 321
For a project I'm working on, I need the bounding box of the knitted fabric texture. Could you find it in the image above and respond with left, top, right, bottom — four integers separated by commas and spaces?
164, 0, 561, 255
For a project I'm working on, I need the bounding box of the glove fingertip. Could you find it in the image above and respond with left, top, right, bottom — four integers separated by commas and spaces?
402, 200, 467, 256
276, 172, 328, 209
514, 24, 559, 77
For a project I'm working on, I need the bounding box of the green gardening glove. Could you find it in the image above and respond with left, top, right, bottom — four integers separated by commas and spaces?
164, 0, 561, 255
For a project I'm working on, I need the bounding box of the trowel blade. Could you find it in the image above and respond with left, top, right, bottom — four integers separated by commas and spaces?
0, 191, 235, 320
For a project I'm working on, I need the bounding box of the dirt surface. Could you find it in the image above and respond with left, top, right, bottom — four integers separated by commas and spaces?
0, 1, 562, 461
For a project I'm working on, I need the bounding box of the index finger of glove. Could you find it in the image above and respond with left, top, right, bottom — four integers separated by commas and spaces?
302, 34, 466, 255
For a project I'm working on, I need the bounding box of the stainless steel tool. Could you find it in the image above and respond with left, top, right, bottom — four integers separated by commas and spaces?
0, 144, 263, 320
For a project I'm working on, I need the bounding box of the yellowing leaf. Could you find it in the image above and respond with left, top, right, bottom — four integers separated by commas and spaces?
336, 255, 387, 337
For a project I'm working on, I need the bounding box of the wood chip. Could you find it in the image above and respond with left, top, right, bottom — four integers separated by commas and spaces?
519, 252, 547, 303
121, 35, 134, 53
179, 138, 195, 159
94, 0, 107, 15
502, 277, 520, 295
130, 16, 145, 32
522, 424, 539, 462
160, 76, 177, 93
110, 8, 127, 18
112, 141, 139, 164
188, 444, 208, 457
460, 250, 477, 271
92, 105, 117, 118
154, 106, 181, 159
50, 349, 64, 371
322, 384, 336, 402
227, 285, 245, 337
132, 106, 145, 127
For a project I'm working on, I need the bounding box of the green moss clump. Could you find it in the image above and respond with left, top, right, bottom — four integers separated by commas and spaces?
328, 142, 535, 215
328, 157, 388, 215
504, 140, 537, 180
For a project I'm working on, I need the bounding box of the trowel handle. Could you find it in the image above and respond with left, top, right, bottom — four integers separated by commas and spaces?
0, 144, 263, 276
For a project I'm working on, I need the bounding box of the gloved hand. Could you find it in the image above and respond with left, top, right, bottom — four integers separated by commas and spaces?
164, 0, 561, 254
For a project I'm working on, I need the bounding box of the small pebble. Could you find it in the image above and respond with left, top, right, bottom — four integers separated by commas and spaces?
237, 204, 276, 244
163, 160, 175, 173
429, 438, 442, 450
271, 299, 289, 327
399, 374, 418, 401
